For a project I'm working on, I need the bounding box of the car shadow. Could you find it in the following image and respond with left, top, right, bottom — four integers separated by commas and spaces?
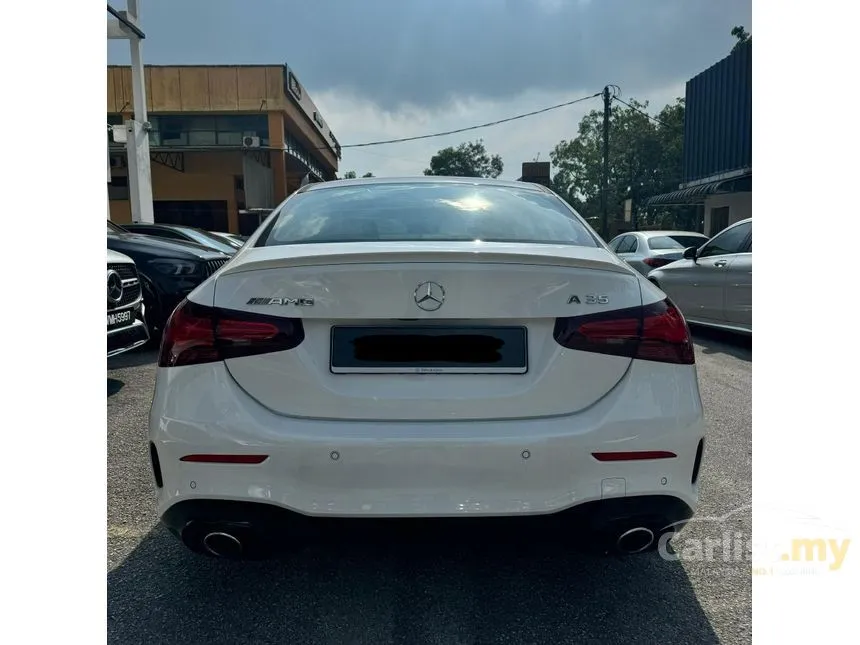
107, 379, 125, 397
691, 326, 751, 363
108, 521, 720, 644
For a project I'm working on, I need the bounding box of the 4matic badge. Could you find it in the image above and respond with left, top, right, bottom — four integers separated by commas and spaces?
246, 297, 315, 306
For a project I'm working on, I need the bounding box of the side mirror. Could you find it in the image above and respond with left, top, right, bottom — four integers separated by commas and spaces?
683, 246, 698, 261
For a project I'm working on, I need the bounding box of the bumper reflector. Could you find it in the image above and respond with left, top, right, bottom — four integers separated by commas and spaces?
179, 454, 269, 464
591, 451, 677, 462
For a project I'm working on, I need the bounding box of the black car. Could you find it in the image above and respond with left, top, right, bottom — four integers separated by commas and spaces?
120, 223, 238, 256
107, 221, 231, 337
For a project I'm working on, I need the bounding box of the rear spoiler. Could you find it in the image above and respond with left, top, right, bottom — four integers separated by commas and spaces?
219, 244, 634, 277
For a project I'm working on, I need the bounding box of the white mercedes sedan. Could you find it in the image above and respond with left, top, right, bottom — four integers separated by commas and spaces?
149, 177, 705, 560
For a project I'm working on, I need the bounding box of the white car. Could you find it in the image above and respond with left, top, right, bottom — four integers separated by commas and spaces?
607, 230, 710, 276
107, 249, 149, 358
149, 177, 705, 560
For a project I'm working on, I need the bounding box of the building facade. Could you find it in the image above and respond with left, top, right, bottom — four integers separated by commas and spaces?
647, 42, 751, 236
107, 64, 340, 234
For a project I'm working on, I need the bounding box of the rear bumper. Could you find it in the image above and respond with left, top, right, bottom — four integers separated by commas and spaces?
149, 359, 706, 523
107, 316, 149, 358
162, 494, 695, 557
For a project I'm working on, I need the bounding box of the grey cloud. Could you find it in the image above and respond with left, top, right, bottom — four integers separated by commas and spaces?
108, 0, 750, 110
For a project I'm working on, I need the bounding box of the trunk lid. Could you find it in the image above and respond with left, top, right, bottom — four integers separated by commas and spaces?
214, 243, 642, 421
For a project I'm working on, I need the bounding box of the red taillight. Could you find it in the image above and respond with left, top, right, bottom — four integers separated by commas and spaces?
158, 299, 305, 367
637, 301, 693, 363
553, 299, 694, 364
643, 257, 673, 268
180, 454, 269, 464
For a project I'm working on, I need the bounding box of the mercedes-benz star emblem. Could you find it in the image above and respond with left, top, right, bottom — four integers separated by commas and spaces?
107, 270, 124, 304
414, 281, 445, 311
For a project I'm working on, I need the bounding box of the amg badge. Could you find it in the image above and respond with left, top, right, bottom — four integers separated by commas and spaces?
246, 297, 315, 306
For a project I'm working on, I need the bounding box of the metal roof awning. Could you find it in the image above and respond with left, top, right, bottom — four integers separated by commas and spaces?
645, 173, 751, 206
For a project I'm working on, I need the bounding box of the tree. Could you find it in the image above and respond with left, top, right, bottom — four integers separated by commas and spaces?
731, 26, 751, 52
550, 97, 696, 232
424, 139, 503, 178
362, 172, 374, 178
343, 170, 357, 179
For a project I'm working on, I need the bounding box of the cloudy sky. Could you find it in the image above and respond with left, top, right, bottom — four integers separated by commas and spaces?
108, 0, 751, 180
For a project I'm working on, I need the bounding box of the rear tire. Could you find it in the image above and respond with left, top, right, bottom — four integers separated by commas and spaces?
140, 275, 163, 346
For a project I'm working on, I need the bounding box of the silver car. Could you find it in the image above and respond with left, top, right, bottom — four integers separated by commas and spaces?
647, 218, 752, 334
607, 230, 709, 275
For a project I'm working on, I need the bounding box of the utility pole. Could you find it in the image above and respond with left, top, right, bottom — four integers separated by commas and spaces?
108, 1, 155, 224
601, 85, 611, 240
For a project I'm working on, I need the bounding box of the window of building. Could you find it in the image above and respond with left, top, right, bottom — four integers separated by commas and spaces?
188, 130, 217, 146
143, 114, 269, 148
108, 175, 129, 200
285, 132, 327, 181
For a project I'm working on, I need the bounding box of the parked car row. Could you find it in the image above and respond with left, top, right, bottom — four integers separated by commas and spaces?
107, 222, 234, 354
121, 223, 242, 255
607, 219, 752, 334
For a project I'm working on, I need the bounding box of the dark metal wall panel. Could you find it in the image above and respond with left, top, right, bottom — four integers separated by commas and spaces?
683, 42, 751, 183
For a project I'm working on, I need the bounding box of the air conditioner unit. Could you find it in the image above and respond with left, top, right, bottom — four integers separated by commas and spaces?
243, 136, 261, 148
111, 125, 127, 144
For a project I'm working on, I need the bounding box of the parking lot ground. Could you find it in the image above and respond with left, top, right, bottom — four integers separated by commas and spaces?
108, 328, 751, 644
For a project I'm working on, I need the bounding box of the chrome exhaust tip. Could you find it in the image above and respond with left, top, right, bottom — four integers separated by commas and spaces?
616, 527, 655, 554
202, 531, 243, 559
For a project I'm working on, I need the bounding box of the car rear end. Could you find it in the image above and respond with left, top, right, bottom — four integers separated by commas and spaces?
149, 179, 705, 558
635, 233, 709, 274
107, 250, 149, 358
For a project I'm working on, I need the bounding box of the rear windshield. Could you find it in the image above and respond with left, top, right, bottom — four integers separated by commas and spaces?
648, 235, 706, 250
259, 183, 599, 248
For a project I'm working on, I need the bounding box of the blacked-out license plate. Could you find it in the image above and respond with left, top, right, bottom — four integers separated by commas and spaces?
330, 325, 528, 374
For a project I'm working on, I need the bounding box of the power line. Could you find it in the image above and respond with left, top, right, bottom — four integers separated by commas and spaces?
612, 96, 678, 129
327, 91, 602, 151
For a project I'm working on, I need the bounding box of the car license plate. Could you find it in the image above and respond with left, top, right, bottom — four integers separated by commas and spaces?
330, 325, 528, 374
107, 309, 134, 331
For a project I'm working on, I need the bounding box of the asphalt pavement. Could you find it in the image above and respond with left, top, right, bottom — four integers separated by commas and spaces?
107, 328, 751, 644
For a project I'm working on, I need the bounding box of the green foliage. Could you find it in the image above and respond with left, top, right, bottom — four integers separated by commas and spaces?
362, 172, 374, 178
731, 26, 751, 52
343, 170, 357, 179
550, 97, 698, 231
424, 139, 503, 178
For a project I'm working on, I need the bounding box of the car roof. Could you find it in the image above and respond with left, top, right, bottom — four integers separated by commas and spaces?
299, 176, 552, 194
636, 230, 708, 238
